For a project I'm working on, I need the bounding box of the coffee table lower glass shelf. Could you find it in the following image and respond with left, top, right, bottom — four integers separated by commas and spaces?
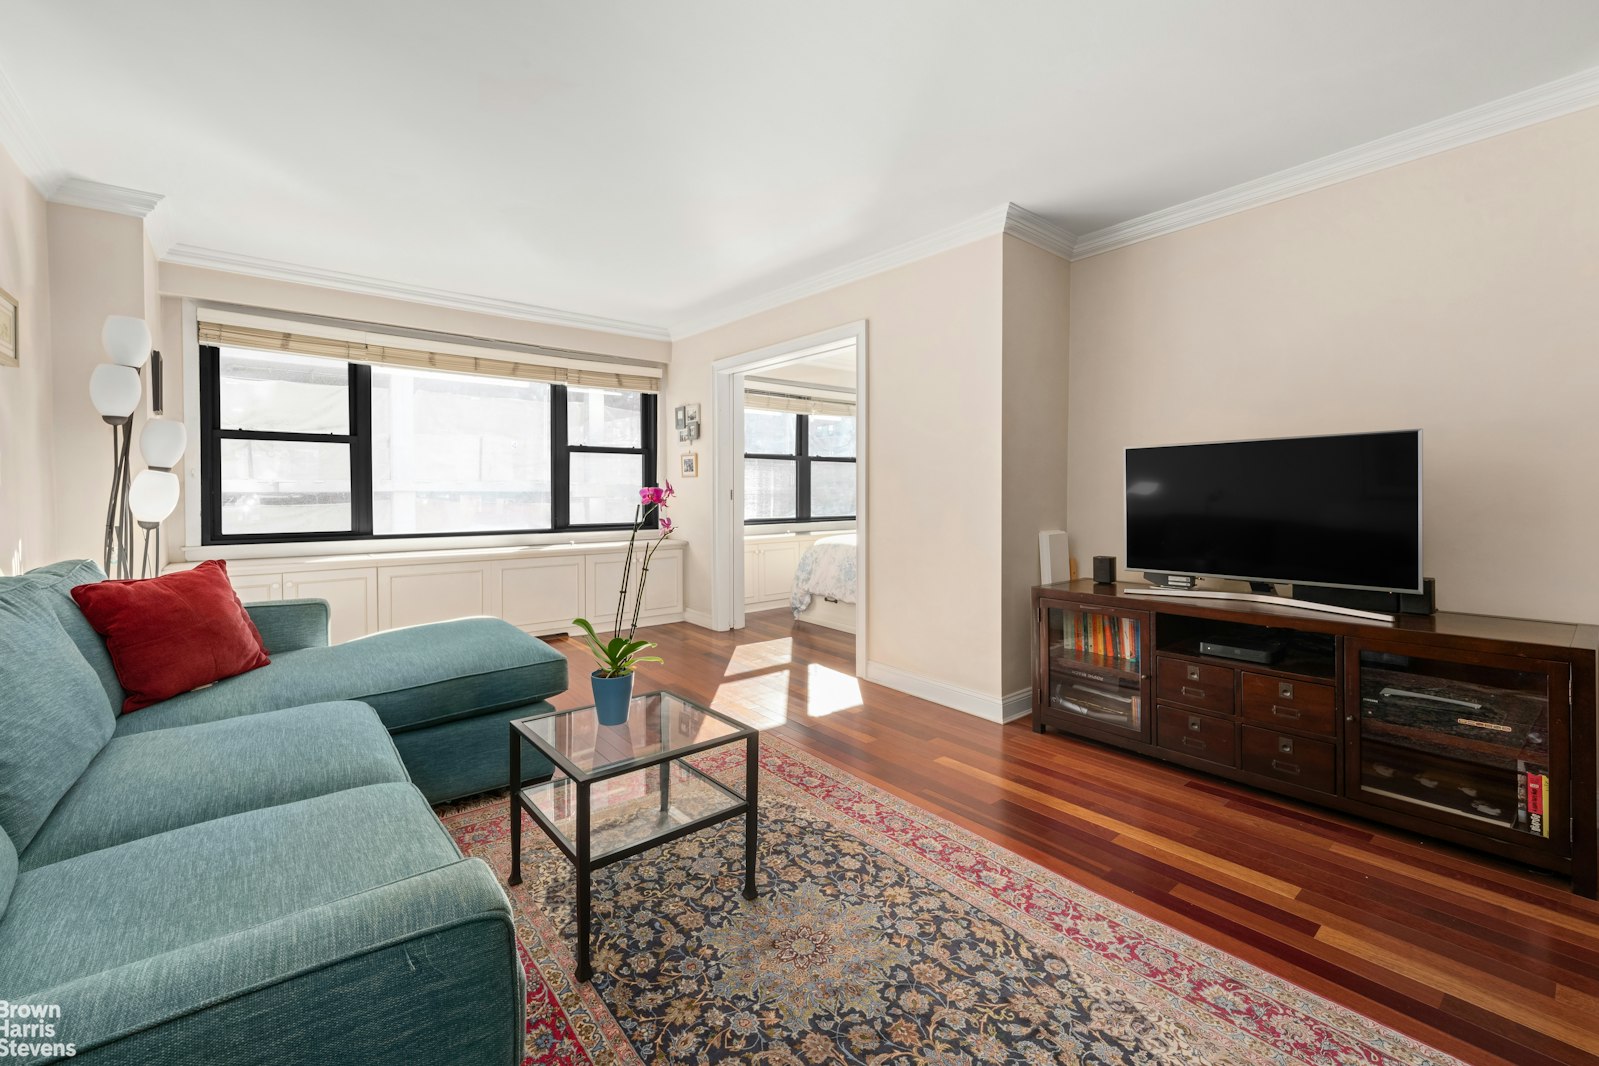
507, 691, 759, 982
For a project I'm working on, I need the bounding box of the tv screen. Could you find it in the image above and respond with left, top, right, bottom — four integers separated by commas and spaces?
1125, 430, 1422, 594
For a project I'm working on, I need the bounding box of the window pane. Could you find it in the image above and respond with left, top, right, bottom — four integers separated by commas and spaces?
218, 348, 349, 434
744, 458, 796, 520
568, 387, 643, 448
811, 461, 856, 518
744, 409, 797, 455
570, 452, 644, 525
220, 439, 351, 534
808, 414, 856, 458
372, 367, 551, 534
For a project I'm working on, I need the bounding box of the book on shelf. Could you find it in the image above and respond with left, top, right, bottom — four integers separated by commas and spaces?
1059, 612, 1140, 666
1527, 770, 1545, 837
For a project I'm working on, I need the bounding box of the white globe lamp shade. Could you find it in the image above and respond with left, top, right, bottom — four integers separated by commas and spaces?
129, 470, 180, 526
140, 418, 187, 470
102, 316, 152, 368
89, 364, 142, 422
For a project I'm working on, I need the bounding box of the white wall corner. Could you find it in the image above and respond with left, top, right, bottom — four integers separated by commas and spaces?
1000, 689, 1032, 723
0, 61, 63, 194
1003, 204, 1078, 260
681, 607, 719, 630
864, 661, 1019, 724
1071, 64, 1599, 258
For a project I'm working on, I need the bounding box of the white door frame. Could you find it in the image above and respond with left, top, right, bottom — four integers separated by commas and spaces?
710, 321, 868, 671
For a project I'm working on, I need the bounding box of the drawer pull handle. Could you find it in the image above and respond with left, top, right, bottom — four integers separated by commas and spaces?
1277, 737, 1295, 754
1187, 716, 1202, 732
1278, 682, 1294, 700
1186, 665, 1201, 681
1181, 736, 1207, 751
1270, 759, 1301, 775
1181, 686, 1207, 700
1271, 705, 1301, 719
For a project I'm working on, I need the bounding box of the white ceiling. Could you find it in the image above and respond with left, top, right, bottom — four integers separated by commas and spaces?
3, 1, 1599, 338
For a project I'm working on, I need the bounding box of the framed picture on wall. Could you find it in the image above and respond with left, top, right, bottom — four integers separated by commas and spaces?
0, 285, 17, 368
680, 452, 698, 478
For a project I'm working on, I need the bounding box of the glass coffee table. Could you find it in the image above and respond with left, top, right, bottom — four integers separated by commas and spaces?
508, 690, 759, 981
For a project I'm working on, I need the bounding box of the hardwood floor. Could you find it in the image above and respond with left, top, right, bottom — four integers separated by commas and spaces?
546, 610, 1599, 1066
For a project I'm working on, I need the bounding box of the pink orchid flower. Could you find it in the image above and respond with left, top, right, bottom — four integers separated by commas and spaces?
659, 516, 673, 533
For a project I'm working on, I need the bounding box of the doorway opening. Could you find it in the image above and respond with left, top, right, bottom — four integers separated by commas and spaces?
710, 322, 867, 674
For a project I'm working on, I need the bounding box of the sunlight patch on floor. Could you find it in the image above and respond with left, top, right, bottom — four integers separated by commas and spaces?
725, 638, 793, 676
806, 664, 863, 717
713, 671, 793, 729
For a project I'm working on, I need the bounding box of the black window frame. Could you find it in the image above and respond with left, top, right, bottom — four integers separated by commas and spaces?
743, 410, 857, 525
200, 343, 656, 545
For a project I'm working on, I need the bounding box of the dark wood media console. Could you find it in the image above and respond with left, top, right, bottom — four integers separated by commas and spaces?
1032, 580, 1599, 897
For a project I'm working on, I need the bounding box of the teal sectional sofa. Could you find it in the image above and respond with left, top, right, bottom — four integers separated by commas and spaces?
0, 560, 568, 1065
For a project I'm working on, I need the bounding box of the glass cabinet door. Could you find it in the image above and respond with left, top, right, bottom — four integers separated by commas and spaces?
1043, 606, 1146, 737
1353, 644, 1567, 844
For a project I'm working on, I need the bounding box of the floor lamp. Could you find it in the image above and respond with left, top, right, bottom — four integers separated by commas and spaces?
89, 316, 151, 579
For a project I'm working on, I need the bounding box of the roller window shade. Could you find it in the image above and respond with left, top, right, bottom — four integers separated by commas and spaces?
743, 388, 856, 417
197, 321, 661, 393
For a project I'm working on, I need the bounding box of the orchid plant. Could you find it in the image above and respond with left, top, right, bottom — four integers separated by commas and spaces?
572, 482, 677, 678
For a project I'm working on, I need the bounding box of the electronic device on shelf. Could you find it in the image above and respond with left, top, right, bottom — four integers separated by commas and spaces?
1124, 430, 1428, 617
1198, 635, 1285, 665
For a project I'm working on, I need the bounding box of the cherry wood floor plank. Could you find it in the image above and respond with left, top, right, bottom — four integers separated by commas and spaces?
544, 613, 1599, 1065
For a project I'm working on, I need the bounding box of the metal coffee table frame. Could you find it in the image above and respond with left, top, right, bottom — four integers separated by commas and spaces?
507, 693, 759, 982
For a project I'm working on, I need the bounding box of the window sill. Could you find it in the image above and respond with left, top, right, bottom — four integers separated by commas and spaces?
742, 522, 855, 537
182, 530, 684, 566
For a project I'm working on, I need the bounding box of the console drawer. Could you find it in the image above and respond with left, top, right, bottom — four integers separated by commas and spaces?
1157, 658, 1235, 715
1241, 673, 1337, 736
1240, 726, 1336, 794
1156, 704, 1237, 768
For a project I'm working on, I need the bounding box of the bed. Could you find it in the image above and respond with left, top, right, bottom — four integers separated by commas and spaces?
790, 533, 857, 633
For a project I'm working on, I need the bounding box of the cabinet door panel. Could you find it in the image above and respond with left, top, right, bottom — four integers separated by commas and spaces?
744, 547, 761, 606
229, 573, 283, 605
283, 567, 377, 644
380, 564, 488, 631
758, 542, 800, 602
497, 559, 584, 634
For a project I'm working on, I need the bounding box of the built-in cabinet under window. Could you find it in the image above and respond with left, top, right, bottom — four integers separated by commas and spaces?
175, 542, 685, 644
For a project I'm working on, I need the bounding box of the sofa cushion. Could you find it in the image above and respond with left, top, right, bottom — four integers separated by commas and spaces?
12, 559, 125, 712
113, 616, 567, 737
20, 702, 411, 871
0, 828, 15, 923
0, 782, 462, 998
71, 559, 271, 714
0, 584, 117, 852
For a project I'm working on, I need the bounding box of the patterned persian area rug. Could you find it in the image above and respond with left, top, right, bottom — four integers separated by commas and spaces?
438, 737, 1459, 1066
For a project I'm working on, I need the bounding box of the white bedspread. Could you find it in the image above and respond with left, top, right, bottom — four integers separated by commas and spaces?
790, 533, 857, 615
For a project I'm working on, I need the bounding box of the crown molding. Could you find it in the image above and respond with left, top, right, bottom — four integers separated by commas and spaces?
50, 177, 164, 217
670, 202, 1077, 340
0, 60, 63, 193
1002, 203, 1078, 260
669, 205, 1012, 340
161, 244, 672, 342
1072, 63, 1599, 259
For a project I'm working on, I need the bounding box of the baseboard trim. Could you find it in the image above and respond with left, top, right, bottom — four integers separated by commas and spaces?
1000, 689, 1032, 723
681, 607, 718, 630
863, 662, 1023, 723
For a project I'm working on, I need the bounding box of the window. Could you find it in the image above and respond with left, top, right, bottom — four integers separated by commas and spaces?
201, 344, 655, 544
743, 408, 856, 523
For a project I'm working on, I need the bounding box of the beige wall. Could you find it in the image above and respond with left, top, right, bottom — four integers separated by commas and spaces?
47, 204, 152, 568
1067, 107, 1599, 623
671, 236, 1007, 697
0, 143, 56, 573
1000, 235, 1070, 693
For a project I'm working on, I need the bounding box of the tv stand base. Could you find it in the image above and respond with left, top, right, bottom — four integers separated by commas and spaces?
1122, 586, 1396, 623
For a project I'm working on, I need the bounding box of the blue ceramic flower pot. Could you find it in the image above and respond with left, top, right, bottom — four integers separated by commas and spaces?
591, 670, 635, 725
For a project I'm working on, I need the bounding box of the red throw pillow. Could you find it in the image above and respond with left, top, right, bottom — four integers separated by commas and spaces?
71, 560, 271, 713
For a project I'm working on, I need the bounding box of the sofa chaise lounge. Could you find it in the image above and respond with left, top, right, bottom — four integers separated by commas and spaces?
0, 559, 567, 1065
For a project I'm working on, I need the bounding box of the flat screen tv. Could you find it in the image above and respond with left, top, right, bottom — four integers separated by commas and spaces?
1125, 430, 1422, 594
